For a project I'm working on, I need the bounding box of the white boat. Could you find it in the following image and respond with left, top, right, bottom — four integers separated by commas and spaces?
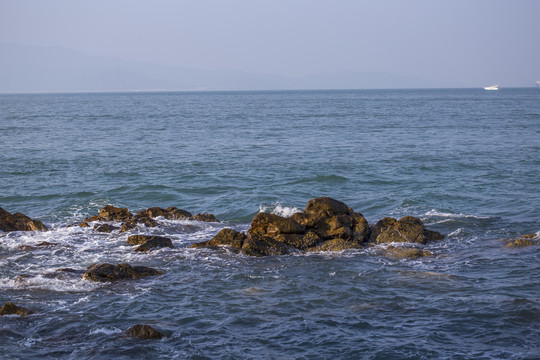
484, 84, 499, 90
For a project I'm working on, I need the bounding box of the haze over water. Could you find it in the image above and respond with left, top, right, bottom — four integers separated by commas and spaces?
1, 89, 539, 359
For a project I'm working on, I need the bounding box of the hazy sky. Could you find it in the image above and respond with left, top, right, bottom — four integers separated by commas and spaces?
1, 0, 539, 86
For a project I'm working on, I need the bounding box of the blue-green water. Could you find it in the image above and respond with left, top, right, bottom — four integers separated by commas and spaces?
1, 89, 539, 359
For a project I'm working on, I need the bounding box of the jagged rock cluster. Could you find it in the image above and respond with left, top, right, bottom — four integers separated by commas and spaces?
80, 205, 219, 233
192, 197, 445, 256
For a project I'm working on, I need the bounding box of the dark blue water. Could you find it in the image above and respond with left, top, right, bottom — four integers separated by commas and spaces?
1, 89, 539, 359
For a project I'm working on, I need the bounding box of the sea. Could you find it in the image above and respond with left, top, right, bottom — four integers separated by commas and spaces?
0, 88, 539, 359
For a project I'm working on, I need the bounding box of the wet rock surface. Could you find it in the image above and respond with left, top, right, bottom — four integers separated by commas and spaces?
505, 233, 539, 247
125, 324, 164, 340
0, 207, 48, 232
82, 263, 163, 282
0, 302, 34, 316
127, 235, 174, 252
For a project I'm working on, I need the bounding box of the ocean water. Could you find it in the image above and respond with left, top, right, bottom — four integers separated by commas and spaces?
0, 88, 539, 359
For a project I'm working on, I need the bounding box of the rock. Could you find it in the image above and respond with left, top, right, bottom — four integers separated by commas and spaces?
424, 229, 445, 241
94, 224, 117, 233
275, 232, 322, 250
307, 238, 362, 252
0, 302, 33, 316
381, 245, 433, 259
119, 217, 158, 233
0, 207, 48, 232
304, 197, 353, 218
505, 234, 538, 247
19, 241, 58, 250
191, 228, 246, 249
98, 205, 132, 222
82, 263, 163, 282
369, 216, 443, 245
125, 324, 164, 339
248, 213, 305, 237
136, 207, 192, 220
130, 236, 174, 252
191, 213, 220, 222
191, 197, 444, 257
241, 234, 292, 257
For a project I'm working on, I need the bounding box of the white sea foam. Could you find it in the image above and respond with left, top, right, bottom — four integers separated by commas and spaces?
89, 327, 122, 336
424, 209, 491, 220
259, 203, 302, 217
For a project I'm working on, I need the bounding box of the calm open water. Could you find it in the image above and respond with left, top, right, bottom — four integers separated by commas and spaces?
1, 89, 539, 359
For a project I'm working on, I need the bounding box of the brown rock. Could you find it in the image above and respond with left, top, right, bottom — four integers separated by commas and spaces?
0, 302, 33, 316
370, 216, 433, 244
505, 235, 538, 247
94, 224, 117, 233
0, 207, 47, 232
204, 228, 246, 248
190, 213, 220, 222
248, 213, 305, 237
98, 205, 132, 222
307, 238, 362, 252
241, 234, 291, 257
275, 231, 321, 250
125, 324, 164, 339
120, 217, 158, 233
136, 207, 192, 220
382, 245, 433, 259
82, 263, 163, 282
304, 197, 353, 218
19, 241, 58, 250
133, 236, 173, 252
351, 212, 370, 243
424, 229, 445, 241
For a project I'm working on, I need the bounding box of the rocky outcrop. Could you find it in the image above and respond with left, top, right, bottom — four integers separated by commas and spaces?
127, 235, 173, 252
505, 233, 538, 247
192, 197, 444, 257
82, 263, 163, 282
125, 324, 164, 339
0, 302, 33, 316
0, 207, 47, 232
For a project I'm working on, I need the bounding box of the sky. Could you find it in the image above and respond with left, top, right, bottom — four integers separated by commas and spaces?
1, 0, 539, 87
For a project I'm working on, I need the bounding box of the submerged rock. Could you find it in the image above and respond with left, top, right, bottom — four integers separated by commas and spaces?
190, 213, 220, 222
94, 223, 117, 233
125, 324, 164, 339
0, 207, 47, 232
0, 302, 33, 316
307, 238, 362, 252
505, 234, 539, 248
381, 245, 433, 259
18, 241, 59, 251
82, 263, 163, 282
127, 235, 173, 252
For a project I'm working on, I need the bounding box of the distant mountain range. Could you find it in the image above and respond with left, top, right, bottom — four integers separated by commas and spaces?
0, 43, 460, 93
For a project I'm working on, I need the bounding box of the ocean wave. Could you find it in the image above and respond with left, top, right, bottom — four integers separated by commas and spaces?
259, 202, 302, 217
424, 209, 491, 220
